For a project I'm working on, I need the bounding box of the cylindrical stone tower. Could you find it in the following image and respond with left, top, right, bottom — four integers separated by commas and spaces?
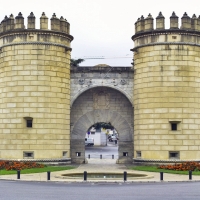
132, 12, 200, 162
0, 12, 73, 161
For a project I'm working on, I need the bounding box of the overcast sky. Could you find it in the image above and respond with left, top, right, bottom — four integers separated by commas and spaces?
1, 0, 200, 66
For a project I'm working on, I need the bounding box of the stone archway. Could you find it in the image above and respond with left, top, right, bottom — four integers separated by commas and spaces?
71, 110, 133, 163
70, 86, 133, 164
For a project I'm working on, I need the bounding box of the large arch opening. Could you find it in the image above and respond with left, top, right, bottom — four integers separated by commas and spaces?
70, 87, 133, 164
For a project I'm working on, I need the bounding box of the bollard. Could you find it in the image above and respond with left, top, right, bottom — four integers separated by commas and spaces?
189, 170, 192, 180
88, 154, 90, 159
124, 171, 127, 182
112, 155, 114, 159
17, 170, 20, 179
100, 154, 102, 159
160, 172, 163, 181
84, 171, 87, 181
47, 171, 51, 181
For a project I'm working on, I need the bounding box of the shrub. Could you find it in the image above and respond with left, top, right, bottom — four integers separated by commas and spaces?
0, 161, 45, 171
158, 162, 200, 171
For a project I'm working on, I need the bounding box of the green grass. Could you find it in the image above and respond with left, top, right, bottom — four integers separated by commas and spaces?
130, 166, 200, 175
0, 166, 75, 175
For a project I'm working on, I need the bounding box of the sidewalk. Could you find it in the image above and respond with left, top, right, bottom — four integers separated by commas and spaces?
0, 158, 200, 183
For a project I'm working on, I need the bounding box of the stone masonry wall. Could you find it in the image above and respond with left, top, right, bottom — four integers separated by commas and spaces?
70, 66, 134, 107
0, 44, 71, 159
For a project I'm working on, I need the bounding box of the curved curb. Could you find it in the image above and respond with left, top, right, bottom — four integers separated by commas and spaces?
131, 42, 200, 52
0, 41, 72, 51
55, 171, 153, 181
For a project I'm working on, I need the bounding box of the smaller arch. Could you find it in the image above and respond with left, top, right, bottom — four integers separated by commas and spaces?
70, 84, 133, 107
70, 110, 133, 164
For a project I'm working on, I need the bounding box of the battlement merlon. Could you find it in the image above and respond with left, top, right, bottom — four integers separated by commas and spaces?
0, 12, 73, 40
131, 12, 200, 51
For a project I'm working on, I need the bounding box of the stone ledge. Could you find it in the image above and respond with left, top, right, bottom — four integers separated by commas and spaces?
0, 158, 71, 163
132, 29, 200, 40
0, 29, 73, 41
0, 41, 72, 51
131, 42, 200, 52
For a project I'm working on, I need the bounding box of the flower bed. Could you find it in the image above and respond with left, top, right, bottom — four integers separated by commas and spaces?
158, 162, 200, 171
0, 161, 45, 171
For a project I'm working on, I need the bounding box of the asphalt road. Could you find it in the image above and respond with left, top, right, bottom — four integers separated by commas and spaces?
1, 181, 200, 200
85, 143, 118, 158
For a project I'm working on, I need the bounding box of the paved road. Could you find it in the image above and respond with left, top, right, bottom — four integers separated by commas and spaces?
1, 180, 200, 200
85, 143, 118, 159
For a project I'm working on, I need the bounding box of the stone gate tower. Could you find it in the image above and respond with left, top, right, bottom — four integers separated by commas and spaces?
0, 12, 73, 160
132, 12, 200, 162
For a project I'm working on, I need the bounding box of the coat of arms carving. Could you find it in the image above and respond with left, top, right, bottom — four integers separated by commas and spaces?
93, 91, 110, 109
78, 79, 85, 85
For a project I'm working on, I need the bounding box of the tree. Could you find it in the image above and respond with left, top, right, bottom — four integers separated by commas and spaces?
70, 58, 85, 67
90, 122, 114, 131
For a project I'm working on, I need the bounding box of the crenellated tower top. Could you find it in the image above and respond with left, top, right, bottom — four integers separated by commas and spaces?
0, 12, 71, 36
131, 12, 200, 52
133, 11, 200, 35
0, 12, 73, 51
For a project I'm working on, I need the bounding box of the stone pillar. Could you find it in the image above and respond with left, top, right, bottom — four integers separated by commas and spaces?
117, 141, 133, 164
27, 12, 35, 29
144, 13, 154, 31
191, 14, 198, 31
6, 14, 14, 31
0, 23, 2, 33
198, 16, 200, 31
51, 13, 60, 31
40, 12, 48, 30
60, 16, 66, 32
15, 12, 24, 29
2, 16, 8, 32
170, 12, 179, 29
65, 19, 70, 34
135, 18, 139, 33
181, 12, 191, 29
137, 16, 145, 32
156, 12, 165, 29
71, 139, 86, 164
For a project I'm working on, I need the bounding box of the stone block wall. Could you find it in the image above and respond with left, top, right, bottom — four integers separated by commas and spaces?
134, 44, 200, 160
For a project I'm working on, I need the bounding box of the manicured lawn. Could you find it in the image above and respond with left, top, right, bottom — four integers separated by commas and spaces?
130, 166, 200, 175
0, 166, 75, 175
